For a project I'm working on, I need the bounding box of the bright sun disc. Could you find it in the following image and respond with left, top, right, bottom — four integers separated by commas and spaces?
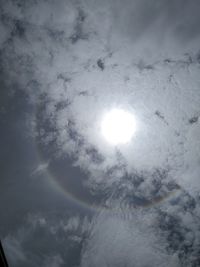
101, 108, 137, 145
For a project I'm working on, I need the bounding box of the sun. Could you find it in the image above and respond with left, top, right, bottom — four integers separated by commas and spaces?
101, 108, 137, 145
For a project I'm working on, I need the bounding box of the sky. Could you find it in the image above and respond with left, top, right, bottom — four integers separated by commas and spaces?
0, 0, 200, 266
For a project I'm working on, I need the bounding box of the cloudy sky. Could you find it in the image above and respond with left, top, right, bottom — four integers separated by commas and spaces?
0, 0, 200, 266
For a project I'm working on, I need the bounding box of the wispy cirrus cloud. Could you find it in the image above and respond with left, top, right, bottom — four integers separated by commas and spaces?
1, 1, 200, 266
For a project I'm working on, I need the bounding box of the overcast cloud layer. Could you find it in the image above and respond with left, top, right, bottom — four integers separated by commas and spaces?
1, 0, 200, 266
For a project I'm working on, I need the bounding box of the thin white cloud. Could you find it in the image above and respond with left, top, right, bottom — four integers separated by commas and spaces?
2, 213, 92, 267
43, 255, 63, 267
81, 209, 180, 267
31, 162, 49, 177
3, 236, 26, 266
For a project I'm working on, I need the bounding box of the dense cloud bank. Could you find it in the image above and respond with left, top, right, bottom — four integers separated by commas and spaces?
1, 0, 200, 266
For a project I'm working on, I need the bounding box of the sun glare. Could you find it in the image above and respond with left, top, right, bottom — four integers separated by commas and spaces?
101, 108, 137, 145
